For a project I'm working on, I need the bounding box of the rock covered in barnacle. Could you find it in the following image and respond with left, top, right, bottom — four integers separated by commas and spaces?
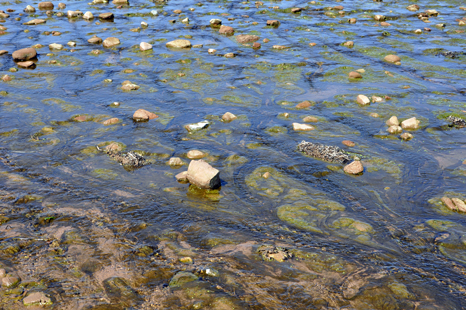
297, 140, 351, 164
107, 150, 146, 168
447, 115, 466, 127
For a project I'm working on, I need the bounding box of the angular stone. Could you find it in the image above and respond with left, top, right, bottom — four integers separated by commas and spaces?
187, 160, 221, 189
167, 157, 184, 166
103, 37, 120, 48
83, 11, 94, 20
400, 132, 413, 141
401, 117, 420, 130
175, 171, 189, 183
140, 42, 152, 51
387, 125, 402, 134
2, 276, 20, 288
236, 34, 259, 44
17, 61, 35, 68
452, 198, 466, 212
219, 25, 234, 35
386, 116, 399, 126
344, 161, 363, 174
38, 2, 54, 10
23, 292, 52, 306
133, 109, 157, 121
99, 12, 113, 20
384, 54, 401, 63
166, 39, 191, 49
12, 47, 36, 61
348, 71, 362, 79
23, 19, 46, 25
102, 118, 119, 125
222, 112, 237, 122
356, 94, 370, 105
88, 36, 102, 44
441, 197, 457, 211
292, 123, 314, 131
67, 10, 83, 18
187, 150, 205, 159
296, 100, 312, 109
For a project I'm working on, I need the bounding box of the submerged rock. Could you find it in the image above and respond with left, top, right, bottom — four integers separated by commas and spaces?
236, 34, 259, 44
447, 115, 466, 128
222, 112, 237, 122
257, 245, 292, 262
292, 123, 314, 131
187, 159, 221, 189
103, 37, 120, 48
23, 292, 52, 306
185, 120, 210, 132
297, 141, 351, 164
169, 271, 198, 288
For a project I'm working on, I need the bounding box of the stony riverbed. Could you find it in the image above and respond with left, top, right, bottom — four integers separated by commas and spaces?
1, 0, 466, 308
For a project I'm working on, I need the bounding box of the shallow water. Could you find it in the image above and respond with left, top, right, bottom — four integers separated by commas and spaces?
1, 0, 466, 308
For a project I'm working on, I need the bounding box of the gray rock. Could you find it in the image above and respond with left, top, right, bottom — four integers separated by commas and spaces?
187, 160, 221, 189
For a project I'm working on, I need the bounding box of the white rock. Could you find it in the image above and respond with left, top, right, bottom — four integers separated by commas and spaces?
140, 42, 152, 51
208, 49, 217, 54
372, 96, 383, 102
141, 21, 148, 27
356, 94, 370, 105
185, 120, 210, 132
150, 10, 158, 16
210, 18, 222, 26
49, 43, 63, 50
187, 160, 221, 189
83, 11, 94, 20
401, 117, 420, 130
67, 41, 76, 47
292, 123, 314, 131
182, 17, 189, 23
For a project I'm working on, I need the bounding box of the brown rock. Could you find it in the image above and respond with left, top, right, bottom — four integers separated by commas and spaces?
186, 159, 221, 189
105, 142, 122, 152
253, 42, 261, 49
133, 109, 157, 121
384, 54, 401, 63
452, 198, 466, 212
303, 116, 318, 122
103, 37, 120, 48
2, 276, 20, 288
343, 41, 354, 47
348, 71, 362, 79
356, 94, 370, 105
236, 34, 259, 44
296, 100, 312, 109
263, 38, 270, 43
102, 117, 119, 125
348, 18, 357, 23
88, 36, 102, 44
400, 132, 413, 141
99, 12, 114, 20
407, 4, 420, 11
291, 8, 302, 13
187, 150, 205, 159
222, 112, 237, 122
344, 161, 363, 174
23, 19, 46, 25
58, 3, 66, 9
16, 61, 35, 68
73, 115, 91, 122
387, 125, 402, 134
267, 20, 280, 27
2, 74, 11, 82
342, 140, 355, 147
262, 172, 271, 179
219, 25, 234, 35
23, 292, 52, 306
38, 2, 54, 10
175, 171, 189, 183
12, 47, 36, 61
380, 22, 391, 26
441, 197, 457, 211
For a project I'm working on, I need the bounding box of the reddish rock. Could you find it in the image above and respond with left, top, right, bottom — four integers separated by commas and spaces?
296, 101, 312, 109
133, 109, 158, 121
2, 74, 11, 82
219, 25, 234, 35
236, 34, 259, 44
253, 42, 261, 49
342, 140, 355, 147
384, 54, 401, 63
441, 197, 456, 211
344, 161, 363, 174
348, 71, 362, 79
102, 118, 119, 125
12, 47, 37, 61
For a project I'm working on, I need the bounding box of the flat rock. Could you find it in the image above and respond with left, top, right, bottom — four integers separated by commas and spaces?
121, 82, 139, 91
2, 276, 20, 288
384, 54, 401, 63
303, 116, 318, 122
99, 12, 114, 20
102, 117, 119, 125
166, 39, 192, 49
222, 112, 237, 122
103, 37, 120, 48
296, 100, 312, 109
0, 50, 7, 56
133, 109, 157, 121
23, 19, 46, 25
342, 140, 355, 147
88, 36, 102, 44
140, 42, 152, 51
187, 150, 205, 159
356, 94, 370, 105
23, 292, 52, 306
236, 34, 259, 44
12, 47, 36, 61
344, 161, 364, 174
49, 43, 63, 50
17, 61, 35, 68
67, 10, 83, 18
292, 123, 314, 131
169, 272, 198, 288
401, 117, 420, 130
187, 159, 221, 189
219, 25, 234, 35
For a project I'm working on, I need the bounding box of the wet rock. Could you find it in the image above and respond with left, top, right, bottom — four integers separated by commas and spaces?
24, 5, 36, 12
407, 4, 420, 11
166, 39, 191, 49
88, 36, 102, 44
192, 44, 203, 48
348, 71, 362, 79
67, 41, 76, 47
426, 9, 439, 16
103, 37, 120, 48
24, 19, 46, 25
179, 257, 193, 264
210, 18, 222, 26
386, 116, 399, 126
140, 42, 152, 51
185, 120, 210, 132
122, 80, 140, 91
12, 47, 36, 61
167, 157, 184, 166
447, 115, 466, 127
273, 45, 288, 50
401, 117, 420, 130
262, 172, 271, 179
348, 18, 357, 23
23, 292, 52, 306
83, 11, 94, 20
372, 96, 383, 103
452, 198, 466, 212
442, 197, 457, 211
384, 54, 401, 63
374, 15, 386, 21
169, 271, 198, 288
414, 29, 422, 34
187, 159, 221, 189
219, 25, 234, 35
387, 125, 402, 134
187, 150, 205, 159
344, 161, 363, 174
0, 268, 5, 277
2, 74, 11, 82
105, 143, 122, 153
292, 123, 314, 131
236, 34, 259, 44
108, 151, 145, 168
208, 48, 217, 54
356, 94, 370, 105
343, 41, 354, 47
342, 140, 355, 147
253, 42, 261, 49
258, 245, 292, 262
303, 116, 318, 122
38, 2, 54, 10
102, 118, 119, 125
67, 10, 83, 18
49, 43, 63, 50
381, 21, 391, 26
2, 275, 20, 288
400, 132, 413, 140
224, 53, 235, 58
133, 109, 157, 121
58, 3, 66, 9
175, 171, 189, 183
113, 0, 128, 4
267, 20, 280, 27
297, 140, 351, 164
99, 12, 113, 20
103, 277, 140, 306
141, 21, 148, 28
222, 112, 237, 122
296, 100, 312, 109
17, 61, 35, 68
0, 50, 7, 56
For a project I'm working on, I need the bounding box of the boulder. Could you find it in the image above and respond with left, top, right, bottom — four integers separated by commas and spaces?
344, 161, 364, 174
187, 160, 221, 189
103, 37, 120, 48
401, 117, 420, 130
356, 94, 370, 105
12, 47, 36, 61
166, 39, 191, 49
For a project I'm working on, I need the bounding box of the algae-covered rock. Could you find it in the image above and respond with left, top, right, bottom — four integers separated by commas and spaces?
169, 271, 198, 288
103, 277, 141, 306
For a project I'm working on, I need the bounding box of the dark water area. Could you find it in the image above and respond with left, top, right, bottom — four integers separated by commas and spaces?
1, 0, 466, 308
